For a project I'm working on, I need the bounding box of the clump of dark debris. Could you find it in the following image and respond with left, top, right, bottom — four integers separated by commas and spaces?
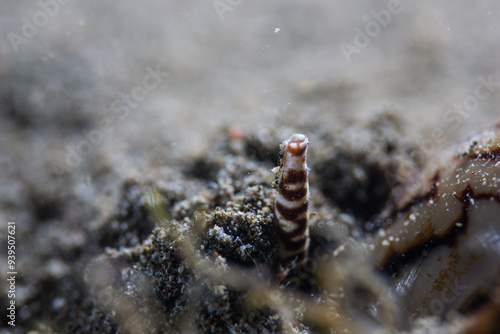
81, 136, 285, 332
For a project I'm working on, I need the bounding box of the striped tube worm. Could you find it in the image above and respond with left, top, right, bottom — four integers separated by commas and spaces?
273, 134, 310, 266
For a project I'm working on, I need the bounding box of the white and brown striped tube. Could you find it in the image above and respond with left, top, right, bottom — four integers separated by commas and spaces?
273, 134, 310, 266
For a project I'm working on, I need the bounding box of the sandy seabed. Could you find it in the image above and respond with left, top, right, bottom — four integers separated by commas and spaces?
1, 1, 500, 333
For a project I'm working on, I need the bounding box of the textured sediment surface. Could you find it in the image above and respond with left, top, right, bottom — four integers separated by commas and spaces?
1, 1, 500, 333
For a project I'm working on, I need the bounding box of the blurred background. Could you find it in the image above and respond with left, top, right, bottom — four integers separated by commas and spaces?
1, 1, 499, 176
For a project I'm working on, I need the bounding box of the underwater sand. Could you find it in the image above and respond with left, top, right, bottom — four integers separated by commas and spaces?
1, 1, 500, 333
